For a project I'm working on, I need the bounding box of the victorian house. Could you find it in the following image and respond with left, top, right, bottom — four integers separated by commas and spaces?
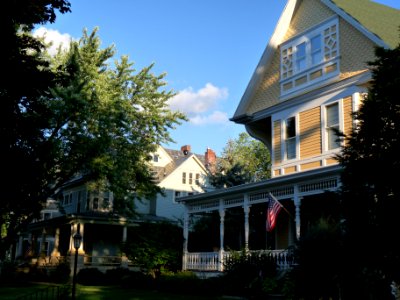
14, 145, 216, 273
177, 0, 400, 272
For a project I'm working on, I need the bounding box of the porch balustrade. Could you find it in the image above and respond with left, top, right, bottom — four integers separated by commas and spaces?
83, 255, 122, 266
184, 249, 294, 272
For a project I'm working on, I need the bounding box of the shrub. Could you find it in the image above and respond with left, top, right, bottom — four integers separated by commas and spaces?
49, 261, 71, 283
222, 250, 278, 298
76, 268, 106, 285
119, 270, 154, 289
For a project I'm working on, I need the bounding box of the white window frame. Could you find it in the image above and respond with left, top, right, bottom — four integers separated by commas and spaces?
322, 100, 343, 152
280, 16, 340, 97
283, 116, 298, 161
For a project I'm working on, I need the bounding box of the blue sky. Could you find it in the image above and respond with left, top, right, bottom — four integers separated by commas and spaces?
35, 0, 400, 156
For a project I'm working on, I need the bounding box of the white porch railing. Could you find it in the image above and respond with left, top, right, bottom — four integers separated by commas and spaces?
185, 252, 220, 271
184, 249, 294, 272
84, 255, 122, 266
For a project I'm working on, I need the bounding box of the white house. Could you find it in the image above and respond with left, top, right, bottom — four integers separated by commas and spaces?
136, 144, 216, 221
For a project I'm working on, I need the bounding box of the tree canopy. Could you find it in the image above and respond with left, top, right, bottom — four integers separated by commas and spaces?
1, 0, 71, 259
0, 1, 186, 259
337, 41, 400, 298
210, 132, 271, 188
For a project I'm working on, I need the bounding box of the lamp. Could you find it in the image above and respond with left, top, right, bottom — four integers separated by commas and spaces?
73, 232, 82, 250
72, 224, 82, 300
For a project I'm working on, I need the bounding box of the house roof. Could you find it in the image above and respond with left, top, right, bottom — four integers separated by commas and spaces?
151, 148, 208, 183
330, 0, 400, 49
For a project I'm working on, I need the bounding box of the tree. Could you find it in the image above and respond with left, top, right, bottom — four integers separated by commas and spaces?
46, 28, 186, 212
210, 132, 271, 188
337, 41, 400, 299
0, 0, 71, 259
123, 222, 183, 277
0, 4, 186, 259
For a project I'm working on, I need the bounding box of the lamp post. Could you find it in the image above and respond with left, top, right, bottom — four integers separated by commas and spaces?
72, 224, 82, 300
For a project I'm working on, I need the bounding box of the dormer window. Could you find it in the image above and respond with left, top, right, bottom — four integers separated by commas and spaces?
280, 17, 339, 96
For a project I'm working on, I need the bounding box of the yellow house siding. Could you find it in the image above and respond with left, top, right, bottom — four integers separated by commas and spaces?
326, 157, 339, 165
284, 166, 297, 174
343, 96, 353, 144
301, 161, 322, 171
273, 120, 282, 164
247, 50, 281, 115
339, 18, 377, 80
299, 107, 322, 159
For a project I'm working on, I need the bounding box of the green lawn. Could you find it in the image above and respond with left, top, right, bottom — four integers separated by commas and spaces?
0, 284, 233, 300
77, 285, 229, 300
0, 283, 67, 300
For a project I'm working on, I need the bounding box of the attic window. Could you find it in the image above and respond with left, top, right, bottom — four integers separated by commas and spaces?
280, 16, 339, 96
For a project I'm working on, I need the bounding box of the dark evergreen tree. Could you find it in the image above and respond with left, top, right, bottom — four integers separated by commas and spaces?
338, 41, 400, 299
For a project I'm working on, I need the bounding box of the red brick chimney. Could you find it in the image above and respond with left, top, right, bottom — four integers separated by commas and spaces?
205, 147, 216, 173
181, 145, 191, 155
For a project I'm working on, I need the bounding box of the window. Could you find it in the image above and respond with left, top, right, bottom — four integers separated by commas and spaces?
280, 17, 339, 95
285, 117, 296, 160
153, 154, 159, 162
195, 173, 200, 185
311, 35, 322, 65
326, 103, 340, 150
296, 42, 306, 71
182, 172, 186, 184
189, 173, 193, 185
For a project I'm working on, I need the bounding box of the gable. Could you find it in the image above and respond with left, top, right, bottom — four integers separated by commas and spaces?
159, 155, 208, 191
233, 0, 391, 120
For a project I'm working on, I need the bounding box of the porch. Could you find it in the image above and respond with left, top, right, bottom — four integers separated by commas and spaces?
178, 165, 342, 272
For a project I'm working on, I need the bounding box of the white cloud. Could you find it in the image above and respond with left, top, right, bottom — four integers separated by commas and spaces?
190, 110, 229, 125
168, 83, 230, 126
168, 83, 228, 114
33, 27, 73, 55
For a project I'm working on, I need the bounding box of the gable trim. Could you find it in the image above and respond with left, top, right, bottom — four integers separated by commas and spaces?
233, 0, 298, 120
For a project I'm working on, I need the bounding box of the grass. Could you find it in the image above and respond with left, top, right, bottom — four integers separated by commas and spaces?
0, 284, 233, 300
0, 282, 67, 300
76, 285, 228, 300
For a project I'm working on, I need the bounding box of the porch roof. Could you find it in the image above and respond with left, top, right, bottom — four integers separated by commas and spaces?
176, 165, 342, 213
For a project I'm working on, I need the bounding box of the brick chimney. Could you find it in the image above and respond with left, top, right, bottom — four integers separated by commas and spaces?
204, 147, 216, 173
181, 145, 191, 155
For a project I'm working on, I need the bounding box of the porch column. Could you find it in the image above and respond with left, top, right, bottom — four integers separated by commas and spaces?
182, 208, 189, 271
16, 235, 23, 259
243, 194, 250, 251
293, 187, 302, 240
218, 199, 225, 272
121, 226, 129, 268
51, 228, 60, 256
40, 228, 47, 258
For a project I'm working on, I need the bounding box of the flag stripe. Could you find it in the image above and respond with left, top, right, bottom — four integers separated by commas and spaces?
266, 193, 283, 232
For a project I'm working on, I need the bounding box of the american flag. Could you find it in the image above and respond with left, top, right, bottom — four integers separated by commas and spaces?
266, 193, 283, 232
